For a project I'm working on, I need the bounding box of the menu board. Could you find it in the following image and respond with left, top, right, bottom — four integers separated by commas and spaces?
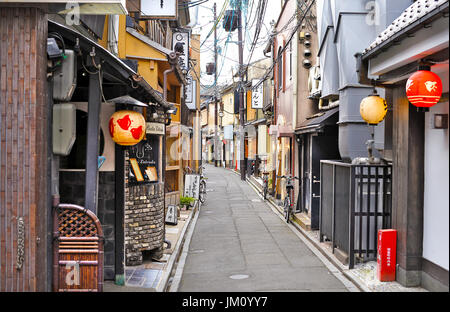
128, 135, 159, 185
184, 174, 200, 200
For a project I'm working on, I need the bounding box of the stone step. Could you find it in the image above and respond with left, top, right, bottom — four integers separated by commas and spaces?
292, 212, 311, 231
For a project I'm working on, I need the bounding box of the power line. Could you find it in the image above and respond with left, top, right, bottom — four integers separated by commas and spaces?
252, 0, 316, 90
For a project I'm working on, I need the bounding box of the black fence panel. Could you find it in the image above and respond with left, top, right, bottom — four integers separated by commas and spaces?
319, 160, 392, 269
319, 163, 334, 241
334, 165, 351, 255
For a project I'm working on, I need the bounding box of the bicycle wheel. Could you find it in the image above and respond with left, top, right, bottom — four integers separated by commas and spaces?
199, 180, 206, 203
283, 197, 291, 223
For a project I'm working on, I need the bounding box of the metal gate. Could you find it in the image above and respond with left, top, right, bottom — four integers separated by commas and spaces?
53, 204, 104, 292
319, 160, 392, 269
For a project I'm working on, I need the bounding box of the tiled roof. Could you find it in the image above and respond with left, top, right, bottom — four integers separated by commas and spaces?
363, 0, 448, 55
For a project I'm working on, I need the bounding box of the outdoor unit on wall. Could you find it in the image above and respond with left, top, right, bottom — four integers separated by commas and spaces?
53, 49, 77, 102
53, 103, 76, 156
308, 63, 322, 98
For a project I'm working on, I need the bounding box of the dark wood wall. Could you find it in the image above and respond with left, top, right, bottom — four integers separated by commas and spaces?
0, 7, 49, 291
391, 85, 425, 287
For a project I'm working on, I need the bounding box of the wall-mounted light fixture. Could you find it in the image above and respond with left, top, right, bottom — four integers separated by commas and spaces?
433, 114, 448, 129
302, 59, 312, 69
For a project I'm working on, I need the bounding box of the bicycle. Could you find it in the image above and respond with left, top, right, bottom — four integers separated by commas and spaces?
261, 172, 270, 200
277, 175, 299, 223
198, 164, 207, 203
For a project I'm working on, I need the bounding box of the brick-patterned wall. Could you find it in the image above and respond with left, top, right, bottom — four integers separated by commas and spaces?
0, 7, 49, 292
124, 151, 165, 266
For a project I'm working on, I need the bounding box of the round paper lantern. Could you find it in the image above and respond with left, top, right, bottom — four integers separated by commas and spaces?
406, 70, 442, 109
109, 110, 146, 146
360, 92, 388, 125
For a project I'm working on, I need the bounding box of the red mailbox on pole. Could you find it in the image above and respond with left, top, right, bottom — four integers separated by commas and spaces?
377, 229, 397, 282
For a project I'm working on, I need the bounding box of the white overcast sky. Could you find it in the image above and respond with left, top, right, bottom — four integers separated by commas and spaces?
189, 0, 282, 88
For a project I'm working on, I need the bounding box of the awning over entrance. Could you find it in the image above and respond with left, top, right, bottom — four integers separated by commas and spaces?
295, 107, 339, 135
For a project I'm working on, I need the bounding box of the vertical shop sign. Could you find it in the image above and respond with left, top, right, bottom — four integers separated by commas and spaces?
173, 31, 190, 72
252, 79, 264, 109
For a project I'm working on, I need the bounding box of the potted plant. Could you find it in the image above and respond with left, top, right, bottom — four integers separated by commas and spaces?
180, 196, 195, 211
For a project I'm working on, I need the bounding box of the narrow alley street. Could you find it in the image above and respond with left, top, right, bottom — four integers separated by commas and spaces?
0, 0, 447, 297
177, 165, 351, 292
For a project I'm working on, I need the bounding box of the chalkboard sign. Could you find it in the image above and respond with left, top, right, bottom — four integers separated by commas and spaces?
165, 205, 178, 225
128, 135, 159, 185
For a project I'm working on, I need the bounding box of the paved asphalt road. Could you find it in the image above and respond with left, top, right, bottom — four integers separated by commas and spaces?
178, 165, 349, 292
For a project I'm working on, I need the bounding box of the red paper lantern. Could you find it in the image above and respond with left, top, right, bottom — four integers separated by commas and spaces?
406, 70, 442, 109
109, 110, 146, 146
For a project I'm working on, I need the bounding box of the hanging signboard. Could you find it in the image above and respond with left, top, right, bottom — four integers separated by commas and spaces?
224, 125, 234, 140
185, 75, 197, 110
251, 79, 264, 109
140, 0, 178, 20
9, 1, 128, 15
173, 31, 190, 72
184, 174, 200, 200
146, 122, 165, 135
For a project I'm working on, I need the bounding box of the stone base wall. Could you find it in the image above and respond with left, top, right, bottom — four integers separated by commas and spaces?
124, 183, 165, 266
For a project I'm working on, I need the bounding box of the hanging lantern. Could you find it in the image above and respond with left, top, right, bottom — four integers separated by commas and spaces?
406, 68, 442, 110
360, 90, 388, 125
109, 110, 146, 146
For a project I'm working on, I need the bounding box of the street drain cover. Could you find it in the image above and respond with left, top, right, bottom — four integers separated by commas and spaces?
229, 274, 250, 280
190, 249, 205, 254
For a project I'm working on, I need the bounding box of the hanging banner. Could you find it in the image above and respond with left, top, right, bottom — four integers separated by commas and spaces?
251, 79, 264, 109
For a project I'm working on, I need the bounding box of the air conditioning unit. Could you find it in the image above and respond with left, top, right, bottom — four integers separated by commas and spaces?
53, 49, 77, 102
53, 103, 76, 156
308, 64, 322, 97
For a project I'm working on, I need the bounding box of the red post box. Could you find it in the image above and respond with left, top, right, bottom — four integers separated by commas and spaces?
377, 229, 397, 282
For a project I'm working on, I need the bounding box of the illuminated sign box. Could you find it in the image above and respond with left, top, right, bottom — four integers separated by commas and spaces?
0, 1, 128, 14
140, 0, 178, 20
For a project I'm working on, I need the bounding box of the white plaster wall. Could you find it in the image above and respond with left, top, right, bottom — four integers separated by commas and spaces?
423, 97, 449, 271
73, 102, 116, 172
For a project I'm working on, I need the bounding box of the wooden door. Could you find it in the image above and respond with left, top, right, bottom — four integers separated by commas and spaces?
53, 204, 104, 292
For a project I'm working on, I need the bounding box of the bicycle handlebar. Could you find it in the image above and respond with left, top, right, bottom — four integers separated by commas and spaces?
277, 175, 299, 180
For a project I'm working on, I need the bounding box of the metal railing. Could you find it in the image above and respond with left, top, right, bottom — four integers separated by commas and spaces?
319, 160, 392, 269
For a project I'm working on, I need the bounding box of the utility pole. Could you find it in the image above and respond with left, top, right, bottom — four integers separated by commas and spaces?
214, 2, 220, 167
237, 1, 246, 180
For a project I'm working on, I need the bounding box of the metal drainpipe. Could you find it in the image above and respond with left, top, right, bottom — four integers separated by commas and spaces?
162, 51, 179, 252
163, 52, 178, 101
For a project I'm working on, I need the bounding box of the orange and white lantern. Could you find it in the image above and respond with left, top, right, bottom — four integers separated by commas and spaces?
109, 110, 146, 146
406, 70, 443, 109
